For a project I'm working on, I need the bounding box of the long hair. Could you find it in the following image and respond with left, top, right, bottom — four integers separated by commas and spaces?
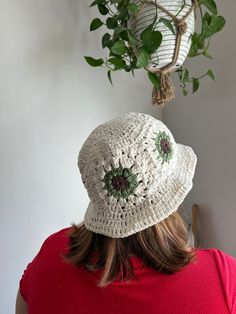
63, 211, 197, 288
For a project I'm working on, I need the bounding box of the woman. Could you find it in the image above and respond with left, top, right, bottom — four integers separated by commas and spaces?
16, 112, 236, 313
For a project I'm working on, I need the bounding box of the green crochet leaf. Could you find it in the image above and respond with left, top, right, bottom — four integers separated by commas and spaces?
154, 131, 173, 163
102, 165, 139, 199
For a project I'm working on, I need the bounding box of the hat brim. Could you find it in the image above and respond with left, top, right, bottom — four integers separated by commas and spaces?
83, 143, 197, 238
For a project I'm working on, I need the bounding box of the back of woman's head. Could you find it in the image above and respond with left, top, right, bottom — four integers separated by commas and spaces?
65, 112, 198, 287
64, 211, 197, 288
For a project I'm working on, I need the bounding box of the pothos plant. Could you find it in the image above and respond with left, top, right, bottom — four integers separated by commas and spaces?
84, 0, 225, 105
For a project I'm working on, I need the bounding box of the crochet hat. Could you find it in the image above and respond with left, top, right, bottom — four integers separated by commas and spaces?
78, 112, 197, 238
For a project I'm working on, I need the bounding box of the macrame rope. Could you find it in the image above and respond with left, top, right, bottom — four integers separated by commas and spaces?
131, 0, 196, 106
147, 0, 196, 73
151, 72, 175, 107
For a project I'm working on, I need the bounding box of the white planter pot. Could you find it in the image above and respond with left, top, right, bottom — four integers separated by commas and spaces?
128, 0, 195, 71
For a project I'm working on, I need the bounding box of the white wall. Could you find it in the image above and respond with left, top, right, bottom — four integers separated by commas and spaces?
0, 1, 161, 312
2, 0, 234, 312
163, 1, 236, 256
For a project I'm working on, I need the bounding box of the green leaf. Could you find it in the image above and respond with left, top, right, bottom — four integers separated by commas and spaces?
108, 57, 126, 69
183, 69, 189, 83
113, 26, 126, 39
84, 56, 104, 67
90, 18, 103, 31
106, 17, 118, 29
215, 15, 226, 32
141, 27, 162, 54
117, 7, 128, 21
120, 30, 129, 41
148, 72, 161, 90
110, 40, 127, 55
188, 32, 205, 57
102, 33, 111, 48
159, 17, 175, 35
203, 49, 213, 59
192, 78, 200, 93
136, 48, 150, 68
192, 33, 205, 48
107, 70, 113, 85
201, 0, 217, 15
98, 3, 109, 15
183, 88, 188, 96
207, 69, 215, 81
202, 13, 225, 38
90, 0, 105, 7
127, 3, 138, 13
127, 30, 137, 46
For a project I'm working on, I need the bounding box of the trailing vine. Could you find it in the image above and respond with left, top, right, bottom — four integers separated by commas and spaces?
84, 0, 225, 104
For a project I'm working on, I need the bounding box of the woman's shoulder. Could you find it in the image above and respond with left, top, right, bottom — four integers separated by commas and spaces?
49, 226, 72, 239
50, 225, 73, 239
189, 247, 236, 313
203, 247, 236, 312
19, 226, 73, 302
197, 247, 236, 260
36, 226, 73, 255
208, 247, 236, 267
43, 226, 73, 241
195, 247, 236, 281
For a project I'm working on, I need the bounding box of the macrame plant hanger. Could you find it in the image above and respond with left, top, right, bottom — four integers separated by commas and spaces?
132, 0, 196, 107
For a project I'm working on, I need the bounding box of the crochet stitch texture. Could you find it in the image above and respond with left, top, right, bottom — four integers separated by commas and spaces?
78, 112, 197, 238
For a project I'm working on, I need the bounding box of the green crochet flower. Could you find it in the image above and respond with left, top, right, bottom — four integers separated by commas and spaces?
154, 131, 173, 163
102, 165, 139, 199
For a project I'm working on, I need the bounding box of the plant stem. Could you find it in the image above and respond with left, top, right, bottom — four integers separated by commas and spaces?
187, 72, 208, 81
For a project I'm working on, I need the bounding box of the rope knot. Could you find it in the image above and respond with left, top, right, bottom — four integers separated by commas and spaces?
176, 20, 187, 34
151, 72, 175, 107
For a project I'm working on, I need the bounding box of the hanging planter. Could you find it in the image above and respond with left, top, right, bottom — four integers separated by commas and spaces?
128, 0, 195, 105
84, 0, 225, 107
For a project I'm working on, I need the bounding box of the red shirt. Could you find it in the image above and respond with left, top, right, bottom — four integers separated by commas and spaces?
19, 227, 236, 314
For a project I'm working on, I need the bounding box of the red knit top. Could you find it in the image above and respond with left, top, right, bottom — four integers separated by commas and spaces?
19, 227, 236, 314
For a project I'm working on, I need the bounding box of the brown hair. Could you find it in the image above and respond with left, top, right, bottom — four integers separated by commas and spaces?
63, 211, 197, 288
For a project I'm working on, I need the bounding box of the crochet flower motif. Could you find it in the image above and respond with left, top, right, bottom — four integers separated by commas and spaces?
102, 165, 139, 199
154, 131, 173, 163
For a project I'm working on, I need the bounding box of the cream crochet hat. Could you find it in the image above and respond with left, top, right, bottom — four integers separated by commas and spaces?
78, 112, 197, 238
